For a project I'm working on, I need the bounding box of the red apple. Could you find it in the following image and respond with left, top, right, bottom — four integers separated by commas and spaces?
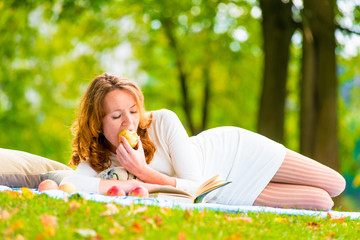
38, 179, 59, 192
106, 186, 126, 196
59, 182, 77, 194
128, 186, 149, 198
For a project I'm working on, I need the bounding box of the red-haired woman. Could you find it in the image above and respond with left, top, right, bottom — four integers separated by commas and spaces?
63, 73, 345, 210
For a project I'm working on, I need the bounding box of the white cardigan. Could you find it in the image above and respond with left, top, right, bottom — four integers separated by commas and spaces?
62, 109, 286, 205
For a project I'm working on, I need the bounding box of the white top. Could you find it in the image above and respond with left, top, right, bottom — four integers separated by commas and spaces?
62, 109, 286, 205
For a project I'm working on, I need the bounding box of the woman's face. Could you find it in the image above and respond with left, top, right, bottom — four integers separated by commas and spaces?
102, 89, 140, 151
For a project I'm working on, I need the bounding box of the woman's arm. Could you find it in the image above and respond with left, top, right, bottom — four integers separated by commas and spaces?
116, 135, 176, 187
116, 109, 202, 193
61, 161, 161, 194
98, 178, 160, 195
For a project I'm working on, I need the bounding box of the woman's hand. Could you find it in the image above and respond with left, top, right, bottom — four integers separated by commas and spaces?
115, 136, 150, 179
116, 136, 176, 187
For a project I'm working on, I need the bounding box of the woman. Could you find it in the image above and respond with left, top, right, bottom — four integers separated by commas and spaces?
62, 73, 346, 210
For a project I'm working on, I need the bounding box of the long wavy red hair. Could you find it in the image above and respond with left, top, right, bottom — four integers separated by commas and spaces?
70, 73, 156, 172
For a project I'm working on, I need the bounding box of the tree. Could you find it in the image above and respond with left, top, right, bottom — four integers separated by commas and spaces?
257, 0, 296, 143
301, 0, 339, 170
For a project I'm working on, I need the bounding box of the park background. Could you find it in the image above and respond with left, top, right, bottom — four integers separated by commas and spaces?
0, 0, 359, 210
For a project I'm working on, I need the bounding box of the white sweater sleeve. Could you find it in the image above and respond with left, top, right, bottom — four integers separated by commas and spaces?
60, 161, 100, 193
160, 110, 203, 194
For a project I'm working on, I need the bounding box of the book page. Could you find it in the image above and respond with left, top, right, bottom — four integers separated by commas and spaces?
149, 186, 193, 198
149, 192, 194, 203
194, 174, 224, 196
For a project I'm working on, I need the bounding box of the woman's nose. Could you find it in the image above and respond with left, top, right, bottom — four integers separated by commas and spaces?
122, 112, 134, 127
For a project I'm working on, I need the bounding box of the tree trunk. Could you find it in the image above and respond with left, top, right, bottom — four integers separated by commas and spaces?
301, 0, 339, 170
163, 18, 196, 135
258, 0, 296, 143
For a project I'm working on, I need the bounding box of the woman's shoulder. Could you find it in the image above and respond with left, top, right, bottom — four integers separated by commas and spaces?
151, 109, 178, 121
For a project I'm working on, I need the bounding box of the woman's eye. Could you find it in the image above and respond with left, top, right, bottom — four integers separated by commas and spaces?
130, 111, 137, 114
112, 115, 121, 119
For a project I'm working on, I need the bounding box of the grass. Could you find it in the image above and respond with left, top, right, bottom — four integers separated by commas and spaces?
0, 189, 360, 239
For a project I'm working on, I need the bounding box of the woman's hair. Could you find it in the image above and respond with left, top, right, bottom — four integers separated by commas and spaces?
70, 73, 156, 172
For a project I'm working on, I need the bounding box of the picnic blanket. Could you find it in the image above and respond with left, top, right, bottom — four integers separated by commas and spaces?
1, 185, 359, 220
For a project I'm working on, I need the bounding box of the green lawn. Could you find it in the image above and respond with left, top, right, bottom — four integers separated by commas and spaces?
0, 190, 359, 239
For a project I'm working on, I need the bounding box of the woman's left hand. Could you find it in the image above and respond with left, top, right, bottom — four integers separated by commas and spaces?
115, 136, 150, 179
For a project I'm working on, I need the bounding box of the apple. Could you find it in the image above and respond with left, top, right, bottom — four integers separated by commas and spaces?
119, 129, 138, 148
106, 186, 126, 196
59, 182, 77, 194
128, 186, 149, 198
38, 179, 59, 192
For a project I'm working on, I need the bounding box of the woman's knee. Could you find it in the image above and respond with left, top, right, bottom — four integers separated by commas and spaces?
311, 188, 334, 211
328, 172, 346, 197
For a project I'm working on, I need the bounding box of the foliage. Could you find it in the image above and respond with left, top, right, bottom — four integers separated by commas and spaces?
0, 0, 359, 176
0, 190, 360, 239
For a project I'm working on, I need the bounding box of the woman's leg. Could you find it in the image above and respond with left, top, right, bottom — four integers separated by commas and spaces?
271, 149, 346, 197
253, 149, 346, 210
253, 182, 334, 210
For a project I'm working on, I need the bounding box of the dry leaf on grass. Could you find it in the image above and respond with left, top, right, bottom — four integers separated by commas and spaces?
20, 188, 35, 199
133, 206, 148, 215
327, 213, 347, 223
178, 231, 186, 240
132, 221, 143, 233
100, 203, 119, 216
0, 209, 11, 220
224, 215, 253, 223
75, 228, 97, 238
40, 214, 57, 227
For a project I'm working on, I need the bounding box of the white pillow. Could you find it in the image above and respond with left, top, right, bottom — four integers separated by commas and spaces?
0, 148, 71, 188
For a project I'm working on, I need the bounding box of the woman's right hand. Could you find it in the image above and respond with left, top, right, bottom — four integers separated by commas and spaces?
116, 136, 151, 179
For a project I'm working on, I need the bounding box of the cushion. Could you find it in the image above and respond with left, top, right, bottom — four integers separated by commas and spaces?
0, 148, 72, 188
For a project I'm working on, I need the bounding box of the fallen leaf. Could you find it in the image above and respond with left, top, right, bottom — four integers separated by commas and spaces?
0, 209, 11, 220
109, 221, 124, 235
133, 206, 148, 215
142, 215, 154, 225
154, 215, 163, 227
35, 234, 43, 240
20, 187, 35, 199
44, 226, 56, 237
307, 222, 319, 228
327, 213, 347, 223
160, 207, 171, 215
132, 221, 143, 233
198, 210, 206, 218
224, 237, 242, 240
69, 200, 81, 209
89, 234, 103, 240
75, 229, 97, 238
11, 220, 24, 230
184, 209, 193, 220
15, 234, 25, 240
100, 203, 119, 216
178, 231, 186, 240
67, 200, 81, 215
274, 217, 287, 223
224, 215, 253, 223
5, 190, 21, 198
40, 214, 57, 227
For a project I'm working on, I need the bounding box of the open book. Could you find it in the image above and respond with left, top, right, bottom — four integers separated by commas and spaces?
149, 174, 231, 203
